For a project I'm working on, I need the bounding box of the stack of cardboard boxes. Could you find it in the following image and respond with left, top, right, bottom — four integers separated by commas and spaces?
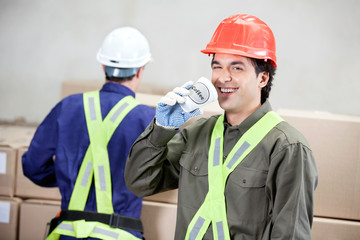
277, 109, 360, 239
0, 81, 359, 239
0, 125, 38, 239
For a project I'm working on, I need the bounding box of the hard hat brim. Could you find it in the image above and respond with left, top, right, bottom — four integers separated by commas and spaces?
200, 48, 277, 67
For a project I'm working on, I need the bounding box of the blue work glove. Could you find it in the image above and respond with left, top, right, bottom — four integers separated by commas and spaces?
155, 81, 202, 129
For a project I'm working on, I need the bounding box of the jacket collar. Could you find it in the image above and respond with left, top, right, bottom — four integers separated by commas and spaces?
100, 82, 135, 98
224, 100, 273, 133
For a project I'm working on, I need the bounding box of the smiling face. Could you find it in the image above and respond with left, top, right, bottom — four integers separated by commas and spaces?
211, 53, 269, 118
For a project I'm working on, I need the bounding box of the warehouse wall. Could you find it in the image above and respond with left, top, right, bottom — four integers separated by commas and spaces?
0, 0, 359, 123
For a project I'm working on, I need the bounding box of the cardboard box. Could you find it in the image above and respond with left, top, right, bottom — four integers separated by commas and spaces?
61, 81, 102, 99
18, 199, 61, 240
0, 197, 22, 240
0, 147, 16, 197
144, 189, 178, 204
17, 199, 176, 240
15, 147, 61, 200
0, 126, 36, 197
0, 125, 36, 147
0, 124, 61, 200
312, 217, 360, 240
278, 110, 360, 220
141, 200, 177, 240
61, 81, 169, 100
61, 81, 223, 115
61, 80, 162, 109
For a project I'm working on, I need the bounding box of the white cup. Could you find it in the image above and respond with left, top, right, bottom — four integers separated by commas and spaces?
180, 77, 218, 112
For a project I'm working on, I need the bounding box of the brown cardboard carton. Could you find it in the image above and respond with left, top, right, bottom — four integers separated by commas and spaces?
61, 80, 162, 108
15, 147, 61, 200
61, 81, 169, 100
17, 199, 176, 240
144, 189, 178, 204
0, 125, 36, 149
0, 124, 61, 200
61, 80, 223, 114
61, 81, 102, 99
312, 217, 360, 240
141, 200, 177, 240
278, 109, 360, 220
0, 197, 22, 240
0, 125, 36, 197
0, 147, 16, 197
18, 199, 61, 240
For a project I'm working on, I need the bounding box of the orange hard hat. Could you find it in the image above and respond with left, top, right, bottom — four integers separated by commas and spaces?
201, 14, 277, 67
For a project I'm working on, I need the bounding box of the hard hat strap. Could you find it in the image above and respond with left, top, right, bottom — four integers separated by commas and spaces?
105, 66, 140, 78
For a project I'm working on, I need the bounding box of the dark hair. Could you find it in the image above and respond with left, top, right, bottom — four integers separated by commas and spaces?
251, 58, 276, 104
105, 74, 135, 82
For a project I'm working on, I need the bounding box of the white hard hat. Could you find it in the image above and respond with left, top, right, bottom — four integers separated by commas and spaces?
96, 27, 152, 69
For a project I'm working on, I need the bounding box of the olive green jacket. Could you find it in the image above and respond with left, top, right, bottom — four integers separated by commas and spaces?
125, 101, 318, 240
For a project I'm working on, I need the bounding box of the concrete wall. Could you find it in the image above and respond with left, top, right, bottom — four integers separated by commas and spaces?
1, 0, 359, 123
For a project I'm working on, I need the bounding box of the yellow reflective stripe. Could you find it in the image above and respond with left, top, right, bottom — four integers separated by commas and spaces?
49, 220, 142, 240
103, 96, 139, 139
93, 95, 138, 213
81, 162, 93, 187
68, 133, 94, 210
186, 115, 225, 240
215, 221, 225, 240
209, 195, 228, 240
45, 231, 59, 240
223, 111, 283, 175
226, 141, 250, 169
88, 97, 97, 120
68, 92, 139, 213
58, 222, 74, 231
185, 111, 284, 240
98, 165, 107, 191
54, 92, 140, 239
109, 102, 129, 122
212, 138, 221, 167
188, 216, 205, 240
46, 222, 78, 240
82, 91, 113, 213
185, 195, 212, 240
93, 226, 119, 239
207, 116, 229, 240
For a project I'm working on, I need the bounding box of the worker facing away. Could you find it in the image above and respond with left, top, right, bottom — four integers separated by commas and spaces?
22, 27, 155, 240
125, 14, 318, 239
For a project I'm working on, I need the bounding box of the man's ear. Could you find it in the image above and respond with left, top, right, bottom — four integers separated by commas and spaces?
258, 72, 269, 88
136, 67, 144, 78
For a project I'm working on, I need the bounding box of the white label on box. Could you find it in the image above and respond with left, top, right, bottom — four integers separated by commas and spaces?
0, 201, 10, 223
0, 152, 7, 174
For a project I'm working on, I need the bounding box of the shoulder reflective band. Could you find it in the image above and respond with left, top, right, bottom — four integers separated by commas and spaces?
68, 91, 139, 214
185, 111, 283, 240
46, 220, 142, 240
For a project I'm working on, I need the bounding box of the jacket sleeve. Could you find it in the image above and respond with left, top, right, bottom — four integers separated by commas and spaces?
22, 104, 60, 187
125, 118, 185, 197
265, 143, 318, 240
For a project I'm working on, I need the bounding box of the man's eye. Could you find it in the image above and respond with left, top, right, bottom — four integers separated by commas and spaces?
212, 65, 222, 69
233, 66, 243, 71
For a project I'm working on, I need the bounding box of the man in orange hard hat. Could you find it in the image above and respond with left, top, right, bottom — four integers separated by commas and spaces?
125, 14, 318, 239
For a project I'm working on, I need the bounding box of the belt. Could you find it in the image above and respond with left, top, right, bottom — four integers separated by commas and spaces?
49, 210, 143, 234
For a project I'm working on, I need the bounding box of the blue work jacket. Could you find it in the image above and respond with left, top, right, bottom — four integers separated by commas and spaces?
22, 82, 155, 239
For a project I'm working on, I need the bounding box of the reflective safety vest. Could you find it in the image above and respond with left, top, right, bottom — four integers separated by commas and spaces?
47, 91, 141, 240
185, 111, 284, 240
